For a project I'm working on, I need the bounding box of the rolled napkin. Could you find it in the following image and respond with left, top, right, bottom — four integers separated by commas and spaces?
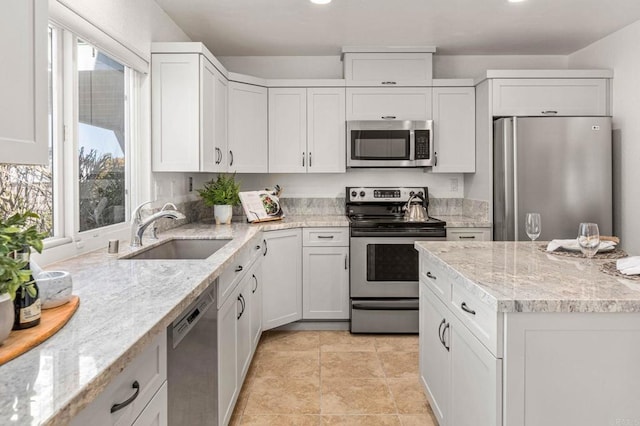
546, 239, 617, 253
36, 270, 73, 309
617, 256, 640, 275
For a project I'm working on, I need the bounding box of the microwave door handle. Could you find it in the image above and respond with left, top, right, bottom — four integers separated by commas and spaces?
409, 129, 415, 161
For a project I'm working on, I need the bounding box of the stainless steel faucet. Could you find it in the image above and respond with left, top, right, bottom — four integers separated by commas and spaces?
130, 202, 186, 248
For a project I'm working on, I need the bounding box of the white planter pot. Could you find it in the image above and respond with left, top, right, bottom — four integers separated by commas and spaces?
0, 293, 14, 344
214, 205, 233, 225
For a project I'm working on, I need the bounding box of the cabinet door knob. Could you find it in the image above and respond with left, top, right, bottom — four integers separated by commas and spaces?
461, 302, 476, 315
110, 381, 140, 413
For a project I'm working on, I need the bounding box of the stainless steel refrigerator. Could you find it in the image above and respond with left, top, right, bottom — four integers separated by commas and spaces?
493, 117, 612, 241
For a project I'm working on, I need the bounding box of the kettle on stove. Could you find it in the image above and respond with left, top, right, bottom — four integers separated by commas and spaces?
404, 193, 428, 222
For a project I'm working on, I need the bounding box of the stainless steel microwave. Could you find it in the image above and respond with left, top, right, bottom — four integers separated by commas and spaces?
347, 120, 434, 168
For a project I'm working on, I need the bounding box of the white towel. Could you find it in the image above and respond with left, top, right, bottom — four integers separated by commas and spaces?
546, 239, 617, 253
617, 256, 640, 275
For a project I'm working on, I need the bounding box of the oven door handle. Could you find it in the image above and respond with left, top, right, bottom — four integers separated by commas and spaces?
352, 303, 418, 311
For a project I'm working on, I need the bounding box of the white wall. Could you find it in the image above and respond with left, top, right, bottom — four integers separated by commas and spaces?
434, 55, 568, 79
568, 19, 640, 254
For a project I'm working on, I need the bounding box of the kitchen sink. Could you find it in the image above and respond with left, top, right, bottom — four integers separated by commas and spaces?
122, 238, 231, 260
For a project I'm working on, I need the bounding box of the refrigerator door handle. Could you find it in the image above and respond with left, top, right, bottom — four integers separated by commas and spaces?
511, 117, 519, 241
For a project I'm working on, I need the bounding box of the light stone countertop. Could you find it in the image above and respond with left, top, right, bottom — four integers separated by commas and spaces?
415, 241, 640, 313
0, 216, 348, 426
437, 215, 492, 228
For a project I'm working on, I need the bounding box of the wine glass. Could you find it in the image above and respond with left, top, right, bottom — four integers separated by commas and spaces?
578, 222, 600, 259
525, 213, 542, 242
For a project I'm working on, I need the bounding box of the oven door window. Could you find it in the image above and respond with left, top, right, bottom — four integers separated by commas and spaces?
366, 244, 418, 281
351, 130, 410, 160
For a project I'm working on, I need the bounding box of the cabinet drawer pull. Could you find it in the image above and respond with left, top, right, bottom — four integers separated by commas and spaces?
381, 81, 397, 85
438, 319, 446, 345
426, 271, 437, 280
461, 302, 476, 315
381, 116, 396, 120
442, 322, 450, 351
235, 265, 244, 273
541, 110, 558, 115
317, 235, 334, 239
252, 274, 258, 293
256, 245, 261, 250
459, 235, 476, 239
110, 381, 140, 413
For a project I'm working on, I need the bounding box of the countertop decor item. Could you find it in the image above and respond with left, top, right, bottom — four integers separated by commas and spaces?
538, 243, 627, 260
0, 295, 79, 365
239, 187, 285, 223
601, 261, 640, 281
36, 271, 73, 309
198, 173, 241, 225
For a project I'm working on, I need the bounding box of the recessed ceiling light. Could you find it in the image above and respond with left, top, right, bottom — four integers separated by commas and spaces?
310, 0, 332, 4
508, 0, 527, 2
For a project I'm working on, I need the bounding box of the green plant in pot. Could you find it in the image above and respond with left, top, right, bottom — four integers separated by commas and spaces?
0, 212, 46, 342
197, 173, 241, 225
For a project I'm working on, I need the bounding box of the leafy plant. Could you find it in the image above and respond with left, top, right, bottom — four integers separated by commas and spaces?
198, 173, 241, 206
0, 212, 47, 300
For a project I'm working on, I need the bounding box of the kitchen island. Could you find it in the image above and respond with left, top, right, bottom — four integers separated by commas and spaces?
415, 241, 640, 426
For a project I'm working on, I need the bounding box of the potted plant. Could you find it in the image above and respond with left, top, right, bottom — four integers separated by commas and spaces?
0, 212, 46, 343
197, 173, 241, 225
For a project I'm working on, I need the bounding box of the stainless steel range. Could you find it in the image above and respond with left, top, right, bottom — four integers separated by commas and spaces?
347, 186, 446, 334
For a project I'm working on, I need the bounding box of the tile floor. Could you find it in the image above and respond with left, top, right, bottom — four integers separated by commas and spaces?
230, 330, 438, 425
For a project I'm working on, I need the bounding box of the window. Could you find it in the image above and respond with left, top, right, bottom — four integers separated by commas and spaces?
1, 25, 137, 254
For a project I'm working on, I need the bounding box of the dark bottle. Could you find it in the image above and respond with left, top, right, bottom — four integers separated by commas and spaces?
12, 248, 41, 330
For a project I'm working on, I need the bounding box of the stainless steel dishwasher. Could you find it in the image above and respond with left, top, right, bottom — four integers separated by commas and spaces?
167, 283, 218, 425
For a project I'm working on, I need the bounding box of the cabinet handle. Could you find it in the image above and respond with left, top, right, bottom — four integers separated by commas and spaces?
215, 147, 221, 164
309, 152, 312, 168
459, 235, 476, 239
438, 319, 446, 345
252, 274, 258, 293
434, 151, 438, 167
317, 235, 334, 239
345, 254, 348, 270
541, 110, 558, 115
235, 265, 244, 273
381, 116, 396, 120
442, 322, 450, 352
229, 150, 234, 166
110, 381, 140, 413
263, 239, 268, 256
381, 81, 397, 85
302, 152, 305, 167
256, 245, 261, 250
426, 271, 437, 280
461, 302, 476, 315
237, 294, 246, 319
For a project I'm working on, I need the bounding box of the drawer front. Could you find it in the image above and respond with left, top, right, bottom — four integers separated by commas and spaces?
303, 227, 349, 247
419, 257, 452, 303
71, 333, 167, 426
451, 283, 502, 357
447, 228, 492, 242
218, 248, 251, 308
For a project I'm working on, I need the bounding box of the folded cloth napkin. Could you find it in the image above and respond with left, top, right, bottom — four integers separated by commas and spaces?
617, 256, 640, 275
546, 239, 617, 253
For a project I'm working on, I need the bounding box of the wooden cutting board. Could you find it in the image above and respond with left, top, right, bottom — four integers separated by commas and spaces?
0, 296, 80, 366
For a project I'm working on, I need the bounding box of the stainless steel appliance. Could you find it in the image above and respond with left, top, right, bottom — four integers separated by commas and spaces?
347, 187, 446, 333
168, 284, 218, 425
347, 120, 434, 168
493, 117, 612, 241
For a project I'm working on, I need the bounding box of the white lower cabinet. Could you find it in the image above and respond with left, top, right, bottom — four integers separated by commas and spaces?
262, 229, 303, 330
71, 333, 167, 426
446, 227, 492, 242
236, 269, 254, 382
302, 228, 350, 320
249, 261, 263, 350
217, 282, 239, 426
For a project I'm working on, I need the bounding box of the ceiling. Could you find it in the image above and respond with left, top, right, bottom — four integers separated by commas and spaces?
154, 0, 640, 56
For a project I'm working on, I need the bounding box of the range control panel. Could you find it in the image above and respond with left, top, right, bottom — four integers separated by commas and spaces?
347, 187, 427, 203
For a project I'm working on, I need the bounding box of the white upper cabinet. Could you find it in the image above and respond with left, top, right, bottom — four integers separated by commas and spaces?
152, 53, 227, 172
492, 78, 609, 116
0, 0, 48, 165
346, 88, 432, 121
432, 87, 476, 173
343, 52, 433, 86
269, 87, 346, 173
228, 82, 268, 173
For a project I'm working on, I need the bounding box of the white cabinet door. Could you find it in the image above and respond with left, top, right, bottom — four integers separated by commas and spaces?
228, 82, 268, 173
446, 228, 492, 242
343, 53, 433, 86
217, 287, 239, 426
346, 88, 432, 121
0, 0, 48, 165
131, 383, 167, 426
200, 58, 218, 172
449, 315, 502, 426
432, 87, 475, 173
152, 54, 201, 172
262, 229, 303, 330
307, 88, 346, 173
419, 284, 450, 426
302, 246, 349, 320
268, 88, 307, 173
249, 260, 263, 350
492, 78, 609, 116
237, 273, 253, 383
213, 67, 228, 172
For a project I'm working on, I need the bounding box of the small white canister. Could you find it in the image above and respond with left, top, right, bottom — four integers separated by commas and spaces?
36, 271, 73, 309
